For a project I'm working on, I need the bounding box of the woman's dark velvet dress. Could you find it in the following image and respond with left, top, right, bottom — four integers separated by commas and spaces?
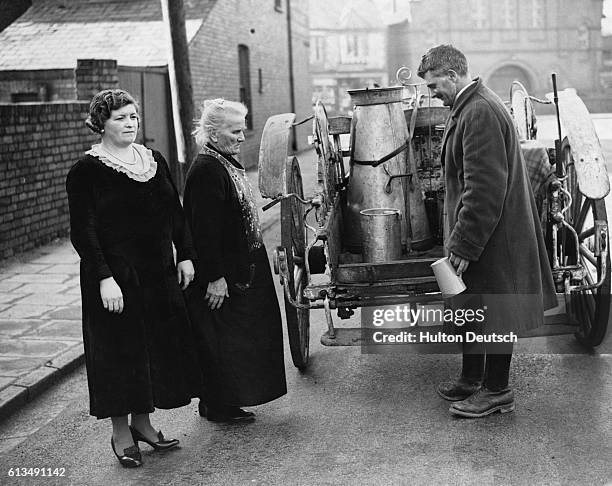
66, 148, 201, 419
183, 147, 286, 407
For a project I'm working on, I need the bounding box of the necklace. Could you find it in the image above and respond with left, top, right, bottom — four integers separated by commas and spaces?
101, 145, 137, 165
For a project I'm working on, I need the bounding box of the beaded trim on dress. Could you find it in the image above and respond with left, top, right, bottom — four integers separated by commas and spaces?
201, 146, 263, 252
87, 143, 157, 182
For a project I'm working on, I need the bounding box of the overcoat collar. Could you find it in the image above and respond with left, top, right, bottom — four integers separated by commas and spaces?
441, 77, 482, 150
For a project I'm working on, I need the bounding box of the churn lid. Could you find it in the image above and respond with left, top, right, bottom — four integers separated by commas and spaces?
347, 86, 404, 106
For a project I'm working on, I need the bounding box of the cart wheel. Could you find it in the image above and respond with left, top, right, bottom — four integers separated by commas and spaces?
313, 102, 341, 207
559, 138, 611, 347
510, 81, 537, 140
281, 156, 310, 369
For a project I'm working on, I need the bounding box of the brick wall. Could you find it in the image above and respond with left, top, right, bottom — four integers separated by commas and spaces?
0, 60, 119, 104
0, 69, 75, 102
75, 59, 119, 101
189, 0, 311, 168
289, 0, 313, 152
0, 102, 96, 259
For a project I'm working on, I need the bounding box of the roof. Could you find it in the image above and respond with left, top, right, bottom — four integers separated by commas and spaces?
0, 19, 203, 69
0, 0, 217, 70
15, 0, 216, 23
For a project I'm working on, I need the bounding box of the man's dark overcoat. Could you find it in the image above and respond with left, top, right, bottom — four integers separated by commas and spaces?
443, 78, 557, 333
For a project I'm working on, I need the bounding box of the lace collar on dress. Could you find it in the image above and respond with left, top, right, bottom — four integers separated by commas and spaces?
87, 143, 158, 182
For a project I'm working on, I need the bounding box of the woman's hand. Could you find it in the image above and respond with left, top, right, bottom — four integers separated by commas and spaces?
99, 277, 124, 313
177, 260, 195, 290
206, 277, 229, 310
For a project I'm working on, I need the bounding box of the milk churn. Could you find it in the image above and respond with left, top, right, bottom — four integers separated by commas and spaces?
344, 87, 409, 252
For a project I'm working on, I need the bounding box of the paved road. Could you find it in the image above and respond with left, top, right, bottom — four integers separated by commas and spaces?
1, 141, 612, 484
0, 219, 611, 485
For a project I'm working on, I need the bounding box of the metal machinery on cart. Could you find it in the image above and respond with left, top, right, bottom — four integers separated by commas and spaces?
258, 71, 610, 370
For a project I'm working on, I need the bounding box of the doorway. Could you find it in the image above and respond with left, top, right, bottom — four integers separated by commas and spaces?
487, 65, 533, 102
118, 66, 182, 185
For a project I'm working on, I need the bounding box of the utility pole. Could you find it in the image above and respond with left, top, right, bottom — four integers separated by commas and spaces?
286, 0, 297, 152
161, 0, 196, 181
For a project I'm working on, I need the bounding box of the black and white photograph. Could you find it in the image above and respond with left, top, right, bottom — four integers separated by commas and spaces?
0, 0, 611, 484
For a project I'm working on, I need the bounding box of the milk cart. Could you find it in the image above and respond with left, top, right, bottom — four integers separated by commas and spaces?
258, 73, 610, 370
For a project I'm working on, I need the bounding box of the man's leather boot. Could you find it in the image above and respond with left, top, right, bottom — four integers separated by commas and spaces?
437, 377, 482, 401
449, 387, 515, 417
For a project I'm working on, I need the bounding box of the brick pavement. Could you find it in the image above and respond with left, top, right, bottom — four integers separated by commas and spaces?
0, 148, 318, 419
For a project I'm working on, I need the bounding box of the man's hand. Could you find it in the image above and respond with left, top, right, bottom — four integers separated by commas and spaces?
449, 252, 470, 275
177, 259, 195, 290
100, 277, 124, 313
206, 277, 229, 310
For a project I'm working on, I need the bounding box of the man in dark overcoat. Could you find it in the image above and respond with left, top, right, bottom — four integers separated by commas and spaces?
417, 45, 557, 417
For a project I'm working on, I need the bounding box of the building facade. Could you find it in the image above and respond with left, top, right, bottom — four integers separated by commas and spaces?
0, 0, 311, 168
309, 0, 388, 114
386, 0, 608, 111
189, 0, 311, 162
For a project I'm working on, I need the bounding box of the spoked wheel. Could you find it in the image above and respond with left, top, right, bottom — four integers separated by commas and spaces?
559, 138, 611, 347
281, 156, 310, 369
313, 102, 334, 180
510, 81, 537, 140
313, 101, 339, 219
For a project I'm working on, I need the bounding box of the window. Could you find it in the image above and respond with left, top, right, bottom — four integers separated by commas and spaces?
346, 35, 359, 57
310, 36, 325, 64
238, 44, 253, 129
531, 0, 544, 28
577, 23, 590, 50
11, 92, 39, 102
340, 34, 367, 64
501, 0, 517, 29
471, 0, 489, 29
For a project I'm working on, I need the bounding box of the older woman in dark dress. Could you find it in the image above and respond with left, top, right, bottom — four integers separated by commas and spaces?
184, 99, 286, 423
66, 89, 201, 467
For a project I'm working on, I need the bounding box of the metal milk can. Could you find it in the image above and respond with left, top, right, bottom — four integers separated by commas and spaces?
360, 208, 402, 263
344, 87, 409, 252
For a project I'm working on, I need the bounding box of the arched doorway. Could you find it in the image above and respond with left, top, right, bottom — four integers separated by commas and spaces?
486, 65, 533, 102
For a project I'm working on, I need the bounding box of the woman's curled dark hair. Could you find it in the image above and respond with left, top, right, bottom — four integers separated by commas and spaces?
86, 89, 139, 134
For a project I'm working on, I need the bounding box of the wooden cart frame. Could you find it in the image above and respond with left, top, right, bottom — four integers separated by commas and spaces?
258, 77, 610, 370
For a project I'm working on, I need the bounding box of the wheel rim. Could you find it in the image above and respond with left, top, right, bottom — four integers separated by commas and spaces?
286, 159, 305, 279
294, 270, 309, 362
510, 81, 536, 141
561, 140, 611, 346
281, 157, 310, 368
313, 101, 338, 218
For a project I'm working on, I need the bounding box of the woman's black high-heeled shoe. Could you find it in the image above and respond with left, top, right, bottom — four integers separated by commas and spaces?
111, 437, 142, 468
129, 426, 179, 451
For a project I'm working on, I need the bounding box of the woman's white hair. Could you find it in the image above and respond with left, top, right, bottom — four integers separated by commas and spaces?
193, 98, 248, 147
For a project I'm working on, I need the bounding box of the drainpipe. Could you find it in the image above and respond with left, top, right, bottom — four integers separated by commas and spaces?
286, 0, 297, 151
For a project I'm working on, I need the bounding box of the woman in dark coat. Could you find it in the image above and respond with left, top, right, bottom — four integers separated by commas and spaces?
66, 89, 201, 467
184, 98, 286, 423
